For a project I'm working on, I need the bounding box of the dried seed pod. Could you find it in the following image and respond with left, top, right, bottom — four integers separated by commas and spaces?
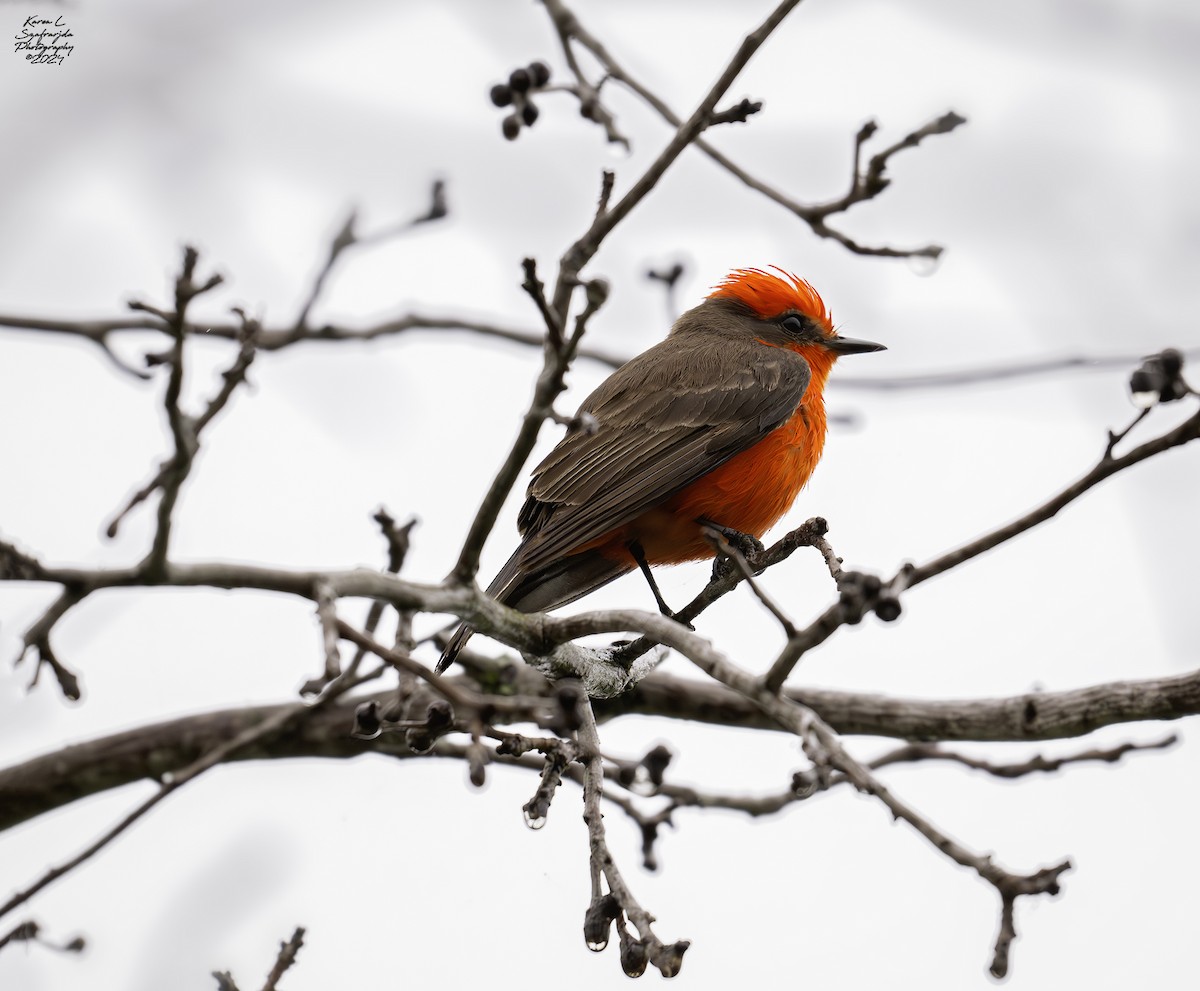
508, 67, 531, 92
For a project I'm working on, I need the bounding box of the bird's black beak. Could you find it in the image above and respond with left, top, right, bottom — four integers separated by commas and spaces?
825, 335, 886, 355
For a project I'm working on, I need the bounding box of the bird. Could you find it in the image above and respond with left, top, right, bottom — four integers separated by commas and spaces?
437, 267, 884, 673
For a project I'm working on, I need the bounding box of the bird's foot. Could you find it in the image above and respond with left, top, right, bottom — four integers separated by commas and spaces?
701, 520, 765, 580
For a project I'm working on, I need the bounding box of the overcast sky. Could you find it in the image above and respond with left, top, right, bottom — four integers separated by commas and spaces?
2, 1, 1199, 989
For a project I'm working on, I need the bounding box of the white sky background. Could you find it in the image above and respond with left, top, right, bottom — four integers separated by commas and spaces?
1, 0, 1199, 988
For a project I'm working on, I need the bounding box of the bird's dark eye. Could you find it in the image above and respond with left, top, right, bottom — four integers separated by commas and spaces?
780, 315, 809, 339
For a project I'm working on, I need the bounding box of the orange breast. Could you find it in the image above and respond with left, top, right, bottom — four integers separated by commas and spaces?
616, 400, 827, 565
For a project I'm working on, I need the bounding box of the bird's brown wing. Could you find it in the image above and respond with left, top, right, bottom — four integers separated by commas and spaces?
514, 331, 811, 575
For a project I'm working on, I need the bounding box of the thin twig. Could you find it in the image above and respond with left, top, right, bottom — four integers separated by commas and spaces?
0, 700, 320, 922
141, 249, 208, 575
577, 699, 688, 977
0, 920, 84, 956
14, 588, 84, 700
260, 926, 306, 991
292, 180, 446, 334
332, 509, 420, 688
540, 0, 961, 259
761, 602, 843, 690
835, 348, 1200, 391
870, 735, 1179, 779
910, 404, 1200, 586
304, 581, 343, 695
109, 306, 258, 541
1104, 407, 1151, 458
0, 310, 630, 367
520, 257, 565, 352
334, 621, 541, 725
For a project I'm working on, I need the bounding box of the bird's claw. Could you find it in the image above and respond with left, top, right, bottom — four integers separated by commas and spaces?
702, 520, 765, 577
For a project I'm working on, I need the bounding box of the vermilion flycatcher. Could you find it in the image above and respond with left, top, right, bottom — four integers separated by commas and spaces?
438, 267, 884, 672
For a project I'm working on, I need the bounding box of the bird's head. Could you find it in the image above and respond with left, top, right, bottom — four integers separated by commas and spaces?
706, 267, 885, 380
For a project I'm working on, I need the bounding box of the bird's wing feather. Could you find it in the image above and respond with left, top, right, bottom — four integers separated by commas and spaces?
514, 332, 810, 573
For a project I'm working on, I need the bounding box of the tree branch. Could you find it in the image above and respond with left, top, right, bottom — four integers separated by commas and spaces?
578, 699, 688, 977
540, 0, 961, 259
4, 666, 1195, 832
0, 700, 326, 923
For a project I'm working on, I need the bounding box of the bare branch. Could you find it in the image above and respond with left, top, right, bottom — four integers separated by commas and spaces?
194, 309, 260, 432
601, 732, 1175, 873
540, 0, 960, 259
819, 111, 967, 220
302, 581, 343, 696
334, 621, 546, 731
13, 588, 84, 701
761, 601, 842, 689
8, 305, 1196, 400
593, 169, 615, 222
520, 256, 565, 352
526, 640, 667, 698
909, 403, 1200, 587
707, 97, 763, 127
547, 0, 803, 321
292, 180, 447, 334
835, 346, 1200, 391
260, 926, 306, 991
2, 670, 1193, 832
600, 613, 1073, 978
578, 700, 689, 977
0, 700, 319, 923
612, 516, 833, 667
108, 307, 258, 540
0, 920, 85, 957
331, 509, 421, 689
356, 179, 448, 247
760, 402, 1200, 690
118, 246, 229, 577
645, 262, 685, 322
762, 566, 908, 691
521, 745, 575, 828
1104, 407, 1152, 458
372, 508, 418, 574
0, 310, 629, 368
870, 735, 1178, 779
579, 622, 1077, 975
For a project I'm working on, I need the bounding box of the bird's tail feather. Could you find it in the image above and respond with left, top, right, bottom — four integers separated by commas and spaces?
435, 547, 632, 673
